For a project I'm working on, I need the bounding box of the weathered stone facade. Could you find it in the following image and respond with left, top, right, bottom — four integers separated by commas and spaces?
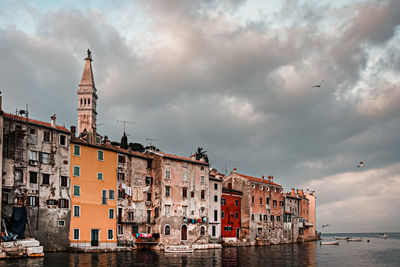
2, 113, 71, 251
208, 170, 223, 242
149, 151, 210, 246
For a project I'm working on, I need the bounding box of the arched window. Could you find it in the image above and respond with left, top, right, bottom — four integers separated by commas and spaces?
164, 225, 170, 236
80, 98, 83, 105
200, 226, 205, 236
84, 98, 86, 105
88, 99, 90, 105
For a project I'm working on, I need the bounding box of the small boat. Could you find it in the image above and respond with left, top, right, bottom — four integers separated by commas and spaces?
379, 233, 388, 239
347, 238, 363, 242
164, 246, 195, 253
320, 241, 339, 245
335, 236, 349, 240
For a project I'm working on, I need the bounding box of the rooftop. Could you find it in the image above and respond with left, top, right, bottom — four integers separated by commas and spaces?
4, 113, 70, 133
234, 172, 282, 187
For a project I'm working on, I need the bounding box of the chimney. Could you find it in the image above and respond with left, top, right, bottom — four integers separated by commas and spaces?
51, 114, 56, 127
261, 175, 264, 179
233, 166, 236, 173
300, 189, 304, 197
190, 153, 196, 160
70, 126, 76, 135
268, 175, 273, 183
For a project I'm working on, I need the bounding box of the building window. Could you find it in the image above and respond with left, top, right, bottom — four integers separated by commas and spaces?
259, 214, 263, 221
61, 176, 68, 187
165, 225, 171, 236
165, 186, 171, 197
165, 205, 171, 217
97, 173, 103, 180
118, 224, 123, 235
29, 172, 38, 184
273, 200, 277, 208
183, 172, 187, 181
212, 226, 216, 237
264, 215, 268, 221
280, 201, 284, 208
200, 166, 204, 171
270, 215, 275, 221
58, 198, 69, 208
117, 172, 125, 181
266, 198, 270, 205
251, 184, 255, 189
251, 214, 254, 221
214, 195, 218, 202
182, 188, 187, 198
47, 199, 58, 205
73, 185, 80, 196
251, 196, 254, 204
109, 209, 114, 219
43, 131, 51, 142
129, 212, 134, 221
73, 166, 80, 177
147, 192, 152, 201
200, 226, 205, 236
108, 229, 113, 240
214, 183, 218, 190
221, 198, 226, 205
118, 155, 125, 164
41, 152, 50, 164
214, 210, 218, 221
42, 173, 50, 185
73, 229, 80, 240
235, 212, 239, 219
277, 216, 281, 222
201, 190, 205, 199
182, 206, 188, 217
222, 211, 225, 218
109, 190, 115, 200
73, 145, 80, 156
58, 220, 65, 227
59, 134, 67, 146
235, 200, 239, 207
98, 150, 104, 161
28, 196, 38, 206
102, 190, 107, 204
260, 198, 263, 205
200, 175, 205, 184
29, 150, 38, 161
73, 205, 80, 217
166, 170, 171, 179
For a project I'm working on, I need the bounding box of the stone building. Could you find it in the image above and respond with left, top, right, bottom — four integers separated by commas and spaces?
223, 168, 284, 245
208, 169, 223, 242
2, 111, 71, 251
149, 151, 210, 246
282, 190, 301, 243
305, 190, 317, 240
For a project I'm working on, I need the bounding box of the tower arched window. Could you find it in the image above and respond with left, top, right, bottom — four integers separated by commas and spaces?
84, 98, 86, 105
88, 99, 90, 105
165, 225, 171, 236
80, 98, 83, 105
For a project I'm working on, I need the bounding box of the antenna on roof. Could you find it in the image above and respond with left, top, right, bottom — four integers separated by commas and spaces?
145, 137, 158, 147
117, 120, 135, 133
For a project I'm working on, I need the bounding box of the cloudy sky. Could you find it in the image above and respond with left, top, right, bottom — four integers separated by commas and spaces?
1, 0, 399, 233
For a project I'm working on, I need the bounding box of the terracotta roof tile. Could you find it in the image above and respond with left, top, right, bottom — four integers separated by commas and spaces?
235, 173, 282, 187
156, 151, 209, 165
4, 113, 70, 132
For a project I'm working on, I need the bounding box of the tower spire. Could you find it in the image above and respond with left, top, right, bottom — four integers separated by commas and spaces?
77, 49, 98, 141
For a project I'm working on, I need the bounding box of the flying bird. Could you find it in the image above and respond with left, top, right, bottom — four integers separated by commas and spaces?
312, 80, 324, 88
357, 162, 364, 168
322, 224, 330, 228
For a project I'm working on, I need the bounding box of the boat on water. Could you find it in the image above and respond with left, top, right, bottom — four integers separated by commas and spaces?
335, 236, 349, 240
347, 238, 363, 242
379, 233, 388, 239
320, 241, 339, 245
164, 246, 195, 253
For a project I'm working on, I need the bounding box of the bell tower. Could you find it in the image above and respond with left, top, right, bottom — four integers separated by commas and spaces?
77, 49, 98, 137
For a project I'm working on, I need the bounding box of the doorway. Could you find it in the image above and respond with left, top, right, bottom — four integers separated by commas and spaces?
236, 228, 240, 239
181, 225, 187, 241
91, 229, 99, 246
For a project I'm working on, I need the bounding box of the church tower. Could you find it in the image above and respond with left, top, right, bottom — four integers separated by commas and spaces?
77, 49, 98, 137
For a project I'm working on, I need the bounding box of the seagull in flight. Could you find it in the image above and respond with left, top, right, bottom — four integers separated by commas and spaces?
312, 80, 324, 88
322, 224, 330, 228
357, 162, 364, 168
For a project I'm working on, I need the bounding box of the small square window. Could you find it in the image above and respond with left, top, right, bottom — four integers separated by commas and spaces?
29, 172, 38, 184
61, 176, 68, 187
98, 150, 104, 161
59, 134, 67, 146
109, 190, 115, 200
41, 152, 50, 164
165, 186, 171, 197
28, 196, 38, 206
97, 173, 103, 180
43, 131, 51, 142
58, 220, 65, 227
118, 155, 125, 163
117, 172, 125, 181
42, 173, 50, 185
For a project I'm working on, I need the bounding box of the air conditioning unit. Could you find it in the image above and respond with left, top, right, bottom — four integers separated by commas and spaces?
145, 201, 151, 206
29, 160, 38, 166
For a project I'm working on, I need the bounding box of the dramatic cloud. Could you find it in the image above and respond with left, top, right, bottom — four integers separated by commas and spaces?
1, 0, 399, 232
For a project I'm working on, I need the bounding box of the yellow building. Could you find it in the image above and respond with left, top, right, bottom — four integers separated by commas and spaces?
69, 138, 117, 248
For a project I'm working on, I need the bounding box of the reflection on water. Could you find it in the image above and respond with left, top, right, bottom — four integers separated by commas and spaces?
1, 235, 400, 267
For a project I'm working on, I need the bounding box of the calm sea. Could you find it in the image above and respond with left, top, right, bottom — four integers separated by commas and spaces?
0, 233, 399, 266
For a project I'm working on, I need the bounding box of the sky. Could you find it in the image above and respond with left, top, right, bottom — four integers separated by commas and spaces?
1, 0, 399, 233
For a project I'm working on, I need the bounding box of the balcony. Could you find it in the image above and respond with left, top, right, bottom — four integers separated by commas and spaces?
304, 222, 313, 227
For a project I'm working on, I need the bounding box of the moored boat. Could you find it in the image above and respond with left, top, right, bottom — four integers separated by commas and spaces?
164, 246, 195, 253
320, 241, 339, 245
335, 236, 349, 240
347, 238, 363, 242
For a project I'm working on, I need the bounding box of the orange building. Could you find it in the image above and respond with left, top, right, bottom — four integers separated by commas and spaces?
69, 138, 118, 248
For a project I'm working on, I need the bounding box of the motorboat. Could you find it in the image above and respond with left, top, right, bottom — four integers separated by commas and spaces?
335, 236, 349, 240
320, 241, 339, 245
347, 238, 363, 242
164, 246, 195, 253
